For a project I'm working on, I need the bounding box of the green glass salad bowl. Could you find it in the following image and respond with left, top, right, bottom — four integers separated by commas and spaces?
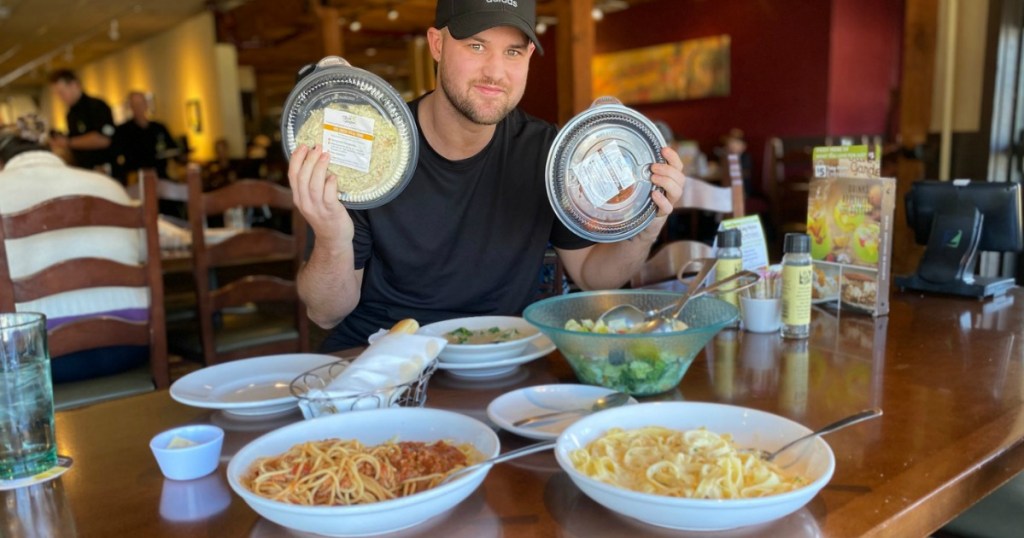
522, 290, 738, 396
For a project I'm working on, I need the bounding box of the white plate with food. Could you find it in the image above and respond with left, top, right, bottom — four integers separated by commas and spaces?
227, 407, 499, 537
170, 354, 340, 416
435, 336, 556, 379
487, 384, 638, 441
418, 316, 542, 364
555, 402, 835, 531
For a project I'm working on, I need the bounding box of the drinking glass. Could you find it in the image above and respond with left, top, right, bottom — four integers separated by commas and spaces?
0, 313, 57, 480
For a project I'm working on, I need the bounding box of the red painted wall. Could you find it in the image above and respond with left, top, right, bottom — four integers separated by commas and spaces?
518, 0, 904, 193
828, 0, 904, 136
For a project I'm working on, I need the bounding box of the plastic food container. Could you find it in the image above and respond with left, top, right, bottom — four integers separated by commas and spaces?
281, 56, 419, 209
546, 97, 667, 243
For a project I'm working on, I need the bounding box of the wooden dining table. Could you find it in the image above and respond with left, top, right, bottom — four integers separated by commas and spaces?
4, 289, 1024, 537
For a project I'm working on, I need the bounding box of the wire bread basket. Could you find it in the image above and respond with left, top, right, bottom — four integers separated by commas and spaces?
290, 358, 438, 419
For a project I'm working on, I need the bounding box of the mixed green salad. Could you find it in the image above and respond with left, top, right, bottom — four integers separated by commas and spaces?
561, 318, 692, 395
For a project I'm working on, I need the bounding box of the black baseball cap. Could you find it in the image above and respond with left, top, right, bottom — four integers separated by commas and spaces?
435, 0, 544, 55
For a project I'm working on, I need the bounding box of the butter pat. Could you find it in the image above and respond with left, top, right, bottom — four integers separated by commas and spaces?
167, 436, 198, 449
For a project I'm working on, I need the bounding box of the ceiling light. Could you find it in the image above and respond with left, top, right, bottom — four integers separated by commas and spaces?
535, 21, 547, 35
387, 8, 399, 21
109, 19, 120, 41
366, 47, 377, 57
591, 8, 604, 21
349, 20, 361, 32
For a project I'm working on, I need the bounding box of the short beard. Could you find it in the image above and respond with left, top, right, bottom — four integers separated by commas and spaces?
439, 67, 512, 126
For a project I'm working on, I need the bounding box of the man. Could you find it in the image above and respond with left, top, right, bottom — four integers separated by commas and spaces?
288, 0, 687, 350
114, 91, 180, 180
0, 117, 148, 382
48, 69, 116, 176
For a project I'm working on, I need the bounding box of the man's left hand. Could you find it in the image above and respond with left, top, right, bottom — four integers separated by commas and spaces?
649, 146, 686, 217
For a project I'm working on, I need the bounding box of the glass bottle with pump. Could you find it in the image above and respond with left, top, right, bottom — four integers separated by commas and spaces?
715, 229, 743, 325
781, 233, 812, 339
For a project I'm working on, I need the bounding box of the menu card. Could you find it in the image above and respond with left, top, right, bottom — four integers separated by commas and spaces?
807, 145, 895, 317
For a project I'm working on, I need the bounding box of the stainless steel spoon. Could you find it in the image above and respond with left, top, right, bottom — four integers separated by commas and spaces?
750, 408, 883, 462
512, 391, 632, 428
440, 441, 556, 485
634, 269, 760, 333
596, 258, 716, 331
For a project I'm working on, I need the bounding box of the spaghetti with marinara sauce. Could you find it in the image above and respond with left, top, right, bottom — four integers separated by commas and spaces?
570, 427, 805, 499
244, 439, 481, 506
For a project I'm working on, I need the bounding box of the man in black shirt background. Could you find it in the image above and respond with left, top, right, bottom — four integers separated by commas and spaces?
114, 91, 180, 181
48, 69, 116, 176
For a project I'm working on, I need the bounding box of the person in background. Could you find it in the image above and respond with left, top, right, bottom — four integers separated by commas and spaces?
715, 127, 753, 196
288, 0, 687, 350
203, 138, 238, 191
47, 69, 116, 177
113, 91, 180, 182
0, 116, 148, 382
205, 137, 264, 191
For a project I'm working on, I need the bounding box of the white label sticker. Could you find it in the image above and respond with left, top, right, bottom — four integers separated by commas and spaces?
322, 108, 375, 174
571, 141, 638, 206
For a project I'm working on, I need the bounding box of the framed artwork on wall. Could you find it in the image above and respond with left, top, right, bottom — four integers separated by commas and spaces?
593, 35, 731, 105
185, 99, 203, 134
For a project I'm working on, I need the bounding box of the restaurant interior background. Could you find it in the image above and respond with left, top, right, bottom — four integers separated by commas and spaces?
0, 0, 1022, 276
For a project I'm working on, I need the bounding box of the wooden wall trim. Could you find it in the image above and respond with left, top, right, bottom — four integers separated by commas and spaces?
556, 0, 595, 125
893, 0, 940, 275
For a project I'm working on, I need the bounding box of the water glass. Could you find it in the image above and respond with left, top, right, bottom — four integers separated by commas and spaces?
0, 313, 57, 480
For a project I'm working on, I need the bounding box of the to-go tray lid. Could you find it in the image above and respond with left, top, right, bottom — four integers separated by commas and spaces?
281, 56, 419, 209
545, 97, 666, 243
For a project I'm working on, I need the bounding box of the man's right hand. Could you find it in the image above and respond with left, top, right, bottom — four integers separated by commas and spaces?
288, 144, 353, 250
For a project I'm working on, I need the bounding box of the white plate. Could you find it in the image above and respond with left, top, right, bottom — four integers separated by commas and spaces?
487, 385, 638, 440
436, 336, 555, 379
170, 353, 340, 416
418, 316, 541, 363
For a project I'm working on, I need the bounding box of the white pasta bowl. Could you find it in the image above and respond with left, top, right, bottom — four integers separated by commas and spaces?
226, 407, 500, 537
417, 316, 541, 364
554, 402, 835, 531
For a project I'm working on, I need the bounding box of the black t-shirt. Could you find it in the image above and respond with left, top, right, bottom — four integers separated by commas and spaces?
114, 120, 178, 178
321, 97, 591, 351
66, 93, 115, 170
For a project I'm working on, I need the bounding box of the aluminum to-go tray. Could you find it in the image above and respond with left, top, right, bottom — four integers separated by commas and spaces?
281, 56, 418, 209
546, 97, 667, 242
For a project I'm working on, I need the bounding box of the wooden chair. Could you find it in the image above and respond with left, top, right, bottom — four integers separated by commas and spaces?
762, 136, 825, 239
763, 135, 887, 243
172, 165, 309, 364
0, 173, 169, 408
631, 240, 714, 288
636, 154, 746, 288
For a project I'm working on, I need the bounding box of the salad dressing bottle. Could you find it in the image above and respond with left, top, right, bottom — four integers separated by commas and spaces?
715, 229, 743, 308
781, 233, 812, 339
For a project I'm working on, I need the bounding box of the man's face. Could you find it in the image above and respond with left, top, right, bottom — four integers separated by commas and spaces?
51, 80, 79, 107
128, 94, 148, 120
434, 26, 534, 125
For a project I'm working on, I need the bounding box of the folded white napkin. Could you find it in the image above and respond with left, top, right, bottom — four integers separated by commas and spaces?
298, 331, 446, 418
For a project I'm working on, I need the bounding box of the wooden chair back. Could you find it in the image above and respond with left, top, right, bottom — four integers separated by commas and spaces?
641, 155, 747, 287
0, 174, 169, 388
631, 240, 714, 288
676, 155, 746, 217
126, 169, 189, 203
763, 136, 823, 238
184, 164, 309, 364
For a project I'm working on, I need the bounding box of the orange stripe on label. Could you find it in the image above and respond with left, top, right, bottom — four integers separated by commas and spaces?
323, 124, 374, 141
